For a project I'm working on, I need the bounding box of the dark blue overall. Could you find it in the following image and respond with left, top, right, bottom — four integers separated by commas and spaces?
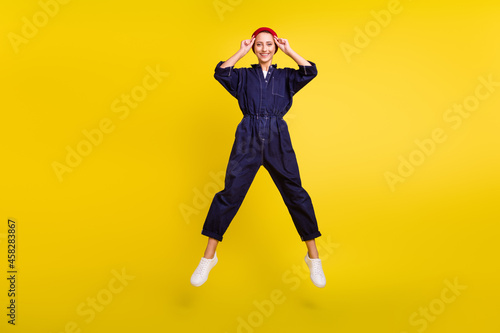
201, 60, 321, 242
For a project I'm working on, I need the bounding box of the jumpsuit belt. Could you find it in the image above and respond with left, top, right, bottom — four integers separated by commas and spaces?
243, 114, 283, 119
242, 114, 283, 141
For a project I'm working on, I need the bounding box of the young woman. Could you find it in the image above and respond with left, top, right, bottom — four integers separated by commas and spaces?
190, 27, 325, 288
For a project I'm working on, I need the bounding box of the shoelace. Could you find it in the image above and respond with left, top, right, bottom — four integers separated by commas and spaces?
310, 259, 324, 277
195, 258, 211, 276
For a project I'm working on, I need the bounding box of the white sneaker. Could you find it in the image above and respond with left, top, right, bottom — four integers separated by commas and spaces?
190, 252, 218, 287
305, 253, 326, 288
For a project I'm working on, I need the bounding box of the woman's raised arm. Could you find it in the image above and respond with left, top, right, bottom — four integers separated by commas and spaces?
220, 38, 255, 68
274, 36, 312, 67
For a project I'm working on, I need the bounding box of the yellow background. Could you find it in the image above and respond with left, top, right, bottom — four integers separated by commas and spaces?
1, 0, 499, 332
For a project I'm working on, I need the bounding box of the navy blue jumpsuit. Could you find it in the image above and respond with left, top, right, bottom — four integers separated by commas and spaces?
201, 59, 322, 242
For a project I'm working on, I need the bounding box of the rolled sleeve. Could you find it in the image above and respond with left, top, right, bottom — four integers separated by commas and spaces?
288, 60, 318, 96
214, 61, 234, 76
214, 61, 240, 98
297, 61, 318, 76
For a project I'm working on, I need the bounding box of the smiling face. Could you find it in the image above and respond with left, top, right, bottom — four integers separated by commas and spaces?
253, 32, 276, 63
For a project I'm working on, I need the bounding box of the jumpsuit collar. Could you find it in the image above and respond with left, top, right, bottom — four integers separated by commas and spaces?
252, 63, 277, 80
251, 63, 278, 70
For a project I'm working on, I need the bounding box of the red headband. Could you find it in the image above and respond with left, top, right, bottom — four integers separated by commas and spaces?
251, 27, 278, 54
251, 27, 278, 39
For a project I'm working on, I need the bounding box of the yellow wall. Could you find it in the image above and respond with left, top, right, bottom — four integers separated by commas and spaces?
1, 0, 499, 332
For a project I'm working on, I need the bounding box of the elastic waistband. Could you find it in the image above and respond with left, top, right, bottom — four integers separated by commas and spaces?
244, 114, 283, 119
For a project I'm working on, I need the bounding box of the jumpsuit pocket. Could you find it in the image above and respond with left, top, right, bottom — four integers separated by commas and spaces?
271, 76, 285, 97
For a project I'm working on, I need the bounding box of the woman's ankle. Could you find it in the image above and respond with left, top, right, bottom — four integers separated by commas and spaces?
203, 251, 216, 259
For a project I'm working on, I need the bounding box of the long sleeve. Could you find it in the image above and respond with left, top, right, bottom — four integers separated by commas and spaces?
214, 61, 242, 99
287, 60, 318, 96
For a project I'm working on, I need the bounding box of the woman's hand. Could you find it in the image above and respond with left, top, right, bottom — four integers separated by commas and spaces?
239, 37, 255, 55
274, 37, 292, 55
220, 37, 255, 68
274, 36, 311, 66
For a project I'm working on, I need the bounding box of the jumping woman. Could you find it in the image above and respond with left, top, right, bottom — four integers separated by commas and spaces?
190, 27, 326, 288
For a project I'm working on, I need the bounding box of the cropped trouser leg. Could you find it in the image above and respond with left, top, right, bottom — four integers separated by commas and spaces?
201, 124, 261, 242
263, 119, 321, 241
